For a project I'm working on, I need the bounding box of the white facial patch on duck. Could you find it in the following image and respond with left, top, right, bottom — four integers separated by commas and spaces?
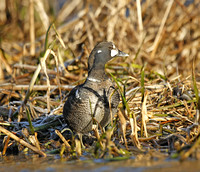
111, 49, 118, 57
112, 44, 116, 49
97, 50, 102, 53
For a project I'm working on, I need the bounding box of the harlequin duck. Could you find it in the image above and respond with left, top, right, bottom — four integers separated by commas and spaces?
63, 42, 128, 145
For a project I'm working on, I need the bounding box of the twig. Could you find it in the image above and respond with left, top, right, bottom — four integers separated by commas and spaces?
0, 126, 46, 157
0, 84, 74, 91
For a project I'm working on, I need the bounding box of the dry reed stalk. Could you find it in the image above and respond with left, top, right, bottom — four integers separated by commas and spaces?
94, 1, 105, 17
183, 100, 193, 118
29, 103, 38, 119
13, 63, 79, 80
109, 89, 117, 127
75, 139, 82, 156
192, 57, 200, 124
175, 0, 191, 17
55, 62, 62, 100
85, 18, 94, 50
0, 50, 12, 75
181, 133, 200, 161
34, 132, 40, 150
130, 112, 141, 149
0, 0, 6, 24
138, 135, 157, 142
136, 0, 143, 31
34, 0, 49, 31
55, 130, 71, 149
118, 109, 128, 149
88, 11, 104, 37
57, 9, 87, 34
23, 58, 42, 103
149, 0, 174, 58
52, 25, 67, 100
0, 62, 3, 80
48, 104, 63, 116
40, 49, 63, 111
92, 125, 103, 148
29, 133, 41, 150
40, 52, 51, 112
57, 0, 82, 24
29, 0, 35, 56
106, 3, 117, 41
57, 48, 69, 75
53, 24, 66, 49
141, 91, 148, 137
0, 126, 46, 157
0, 83, 74, 91
2, 136, 10, 156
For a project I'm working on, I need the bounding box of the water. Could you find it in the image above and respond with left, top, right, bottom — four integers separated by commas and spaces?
0, 154, 200, 172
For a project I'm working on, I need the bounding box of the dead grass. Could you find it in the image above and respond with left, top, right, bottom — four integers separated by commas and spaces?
0, 0, 200, 161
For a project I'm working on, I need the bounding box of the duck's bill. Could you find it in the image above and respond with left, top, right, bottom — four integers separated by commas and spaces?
117, 50, 129, 57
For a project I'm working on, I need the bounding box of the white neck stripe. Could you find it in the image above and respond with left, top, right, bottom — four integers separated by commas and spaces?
87, 77, 101, 82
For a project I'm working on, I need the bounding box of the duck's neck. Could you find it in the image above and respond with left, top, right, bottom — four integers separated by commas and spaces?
87, 63, 108, 82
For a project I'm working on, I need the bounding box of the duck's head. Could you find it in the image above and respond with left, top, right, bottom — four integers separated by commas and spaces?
88, 42, 129, 70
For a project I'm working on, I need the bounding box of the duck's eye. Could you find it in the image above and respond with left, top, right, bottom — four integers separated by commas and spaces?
97, 50, 102, 53
111, 49, 118, 57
